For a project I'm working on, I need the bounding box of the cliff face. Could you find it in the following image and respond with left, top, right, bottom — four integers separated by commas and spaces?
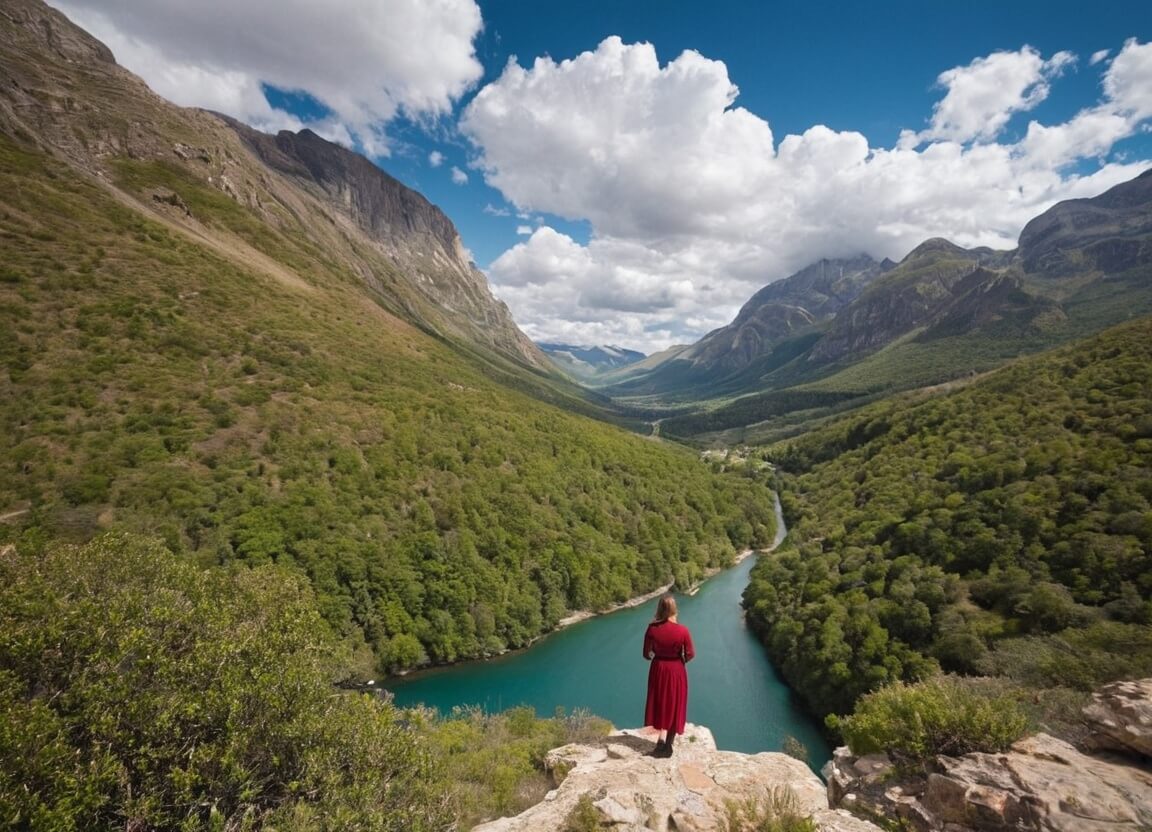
0, 0, 547, 370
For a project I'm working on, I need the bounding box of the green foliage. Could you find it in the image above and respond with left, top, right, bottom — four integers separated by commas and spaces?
0, 533, 450, 831
831, 677, 1028, 772
420, 705, 611, 829
564, 794, 602, 832
780, 736, 809, 765
720, 788, 817, 832
0, 134, 776, 676
744, 317, 1152, 717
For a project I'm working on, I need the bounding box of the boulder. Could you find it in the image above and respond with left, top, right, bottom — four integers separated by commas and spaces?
473, 724, 883, 832
1082, 678, 1152, 760
829, 732, 1152, 831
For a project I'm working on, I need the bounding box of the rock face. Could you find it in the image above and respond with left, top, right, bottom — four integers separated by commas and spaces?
1017, 169, 1152, 276
826, 681, 1152, 831
1082, 678, 1152, 759
473, 724, 883, 832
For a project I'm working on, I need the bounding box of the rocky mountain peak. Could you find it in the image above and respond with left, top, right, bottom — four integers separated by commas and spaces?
0, 0, 115, 65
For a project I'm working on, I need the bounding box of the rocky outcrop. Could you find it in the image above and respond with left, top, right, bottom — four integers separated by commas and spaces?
826, 680, 1152, 831
473, 724, 883, 832
1082, 678, 1152, 759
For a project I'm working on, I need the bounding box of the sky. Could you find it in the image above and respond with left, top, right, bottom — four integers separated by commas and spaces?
51, 0, 1152, 353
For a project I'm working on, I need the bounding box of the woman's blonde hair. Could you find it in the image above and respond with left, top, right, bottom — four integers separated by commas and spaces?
652, 594, 677, 623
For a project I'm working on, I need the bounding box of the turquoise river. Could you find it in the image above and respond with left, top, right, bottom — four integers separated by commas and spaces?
388, 512, 829, 762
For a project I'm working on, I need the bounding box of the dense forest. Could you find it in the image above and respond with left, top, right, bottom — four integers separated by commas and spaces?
744, 316, 1152, 717
0, 137, 776, 677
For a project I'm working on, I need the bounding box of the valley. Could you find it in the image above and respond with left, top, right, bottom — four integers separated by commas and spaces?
2, 1, 1151, 829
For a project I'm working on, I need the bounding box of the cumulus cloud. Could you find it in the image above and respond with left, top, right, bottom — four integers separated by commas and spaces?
910, 46, 1075, 145
1091, 49, 1112, 65
50, 0, 483, 155
450, 166, 469, 185
465, 37, 1152, 351
516, 225, 533, 235
428, 150, 444, 167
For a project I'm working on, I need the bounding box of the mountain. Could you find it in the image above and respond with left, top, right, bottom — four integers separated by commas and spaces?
622, 173, 1152, 439
0, 0, 780, 674
0, 0, 543, 371
1018, 168, 1152, 276
538, 342, 646, 379
602, 256, 890, 400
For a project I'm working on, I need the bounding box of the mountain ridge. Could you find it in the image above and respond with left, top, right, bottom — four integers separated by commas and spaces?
614, 169, 1152, 438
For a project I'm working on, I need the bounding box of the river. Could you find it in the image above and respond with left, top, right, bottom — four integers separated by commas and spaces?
388, 496, 829, 762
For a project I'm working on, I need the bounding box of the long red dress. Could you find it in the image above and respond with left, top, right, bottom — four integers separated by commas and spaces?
643, 619, 695, 734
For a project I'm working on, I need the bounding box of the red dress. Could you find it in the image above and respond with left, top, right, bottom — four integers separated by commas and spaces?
643, 620, 695, 734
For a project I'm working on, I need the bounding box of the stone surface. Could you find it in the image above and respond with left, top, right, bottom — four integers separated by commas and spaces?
473, 724, 883, 832
1082, 678, 1152, 760
829, 731, 1152, 831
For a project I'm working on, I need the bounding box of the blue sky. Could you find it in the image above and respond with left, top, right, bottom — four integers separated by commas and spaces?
52, 0, 1152, 350
378, 1, 1152, 265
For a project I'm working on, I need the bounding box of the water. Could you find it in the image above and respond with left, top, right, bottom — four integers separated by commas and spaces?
388, 550, 829, 762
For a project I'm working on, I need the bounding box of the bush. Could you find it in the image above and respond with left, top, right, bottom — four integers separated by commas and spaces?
0, 533, 451, 831
830, 676, 1028, 772
720, 788, 816, 832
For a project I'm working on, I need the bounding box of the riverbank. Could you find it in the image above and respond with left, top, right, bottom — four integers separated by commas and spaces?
556, 581, 674, 629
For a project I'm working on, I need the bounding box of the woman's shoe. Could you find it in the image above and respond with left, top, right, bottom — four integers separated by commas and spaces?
646, 739, 667, 757
654, 734, 674, 758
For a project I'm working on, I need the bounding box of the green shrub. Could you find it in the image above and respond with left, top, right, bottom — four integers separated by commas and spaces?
565, 794, 602, 832
0, 533, 450, 831
720, 787, 816, 832
830, 676, 1028, 771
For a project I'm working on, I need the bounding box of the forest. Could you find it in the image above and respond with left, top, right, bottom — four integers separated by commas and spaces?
0, 136, 777, 678
744, 316, 1152, 717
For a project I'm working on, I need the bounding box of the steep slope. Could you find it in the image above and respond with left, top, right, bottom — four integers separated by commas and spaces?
0, 0, 545, 371
0, 0, 779, 675
1018, 168, 1152, 276
744, 315, 1152, 716
808, 240, 1007, 363
604, 256, 888, 400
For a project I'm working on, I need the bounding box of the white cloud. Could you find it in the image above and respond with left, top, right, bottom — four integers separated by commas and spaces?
50, 0, 483, 155
483, 203, 512, 217
515, 225, 533, 235
466, 37, 1152, 351
428, 150, 444, 167
1091, 49, 1112, 66
450, 166, 469, 185
913, 46, 1075, 145
1105, 38, 1152, 120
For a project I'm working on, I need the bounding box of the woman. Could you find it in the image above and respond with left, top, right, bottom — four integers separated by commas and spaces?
642, 594, 695, 758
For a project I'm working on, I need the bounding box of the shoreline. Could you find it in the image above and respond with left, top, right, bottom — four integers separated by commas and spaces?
555, 581, 674, 629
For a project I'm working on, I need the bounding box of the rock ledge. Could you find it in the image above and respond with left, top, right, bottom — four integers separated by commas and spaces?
473, 724, 882, 832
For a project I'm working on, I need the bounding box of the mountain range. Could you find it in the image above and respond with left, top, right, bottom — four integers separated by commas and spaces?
537, 342, 647, 379
607, 170, 1152, 439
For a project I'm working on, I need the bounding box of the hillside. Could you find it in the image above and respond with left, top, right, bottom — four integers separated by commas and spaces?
743, 315, 1152, 716
0, 0, 777, 674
